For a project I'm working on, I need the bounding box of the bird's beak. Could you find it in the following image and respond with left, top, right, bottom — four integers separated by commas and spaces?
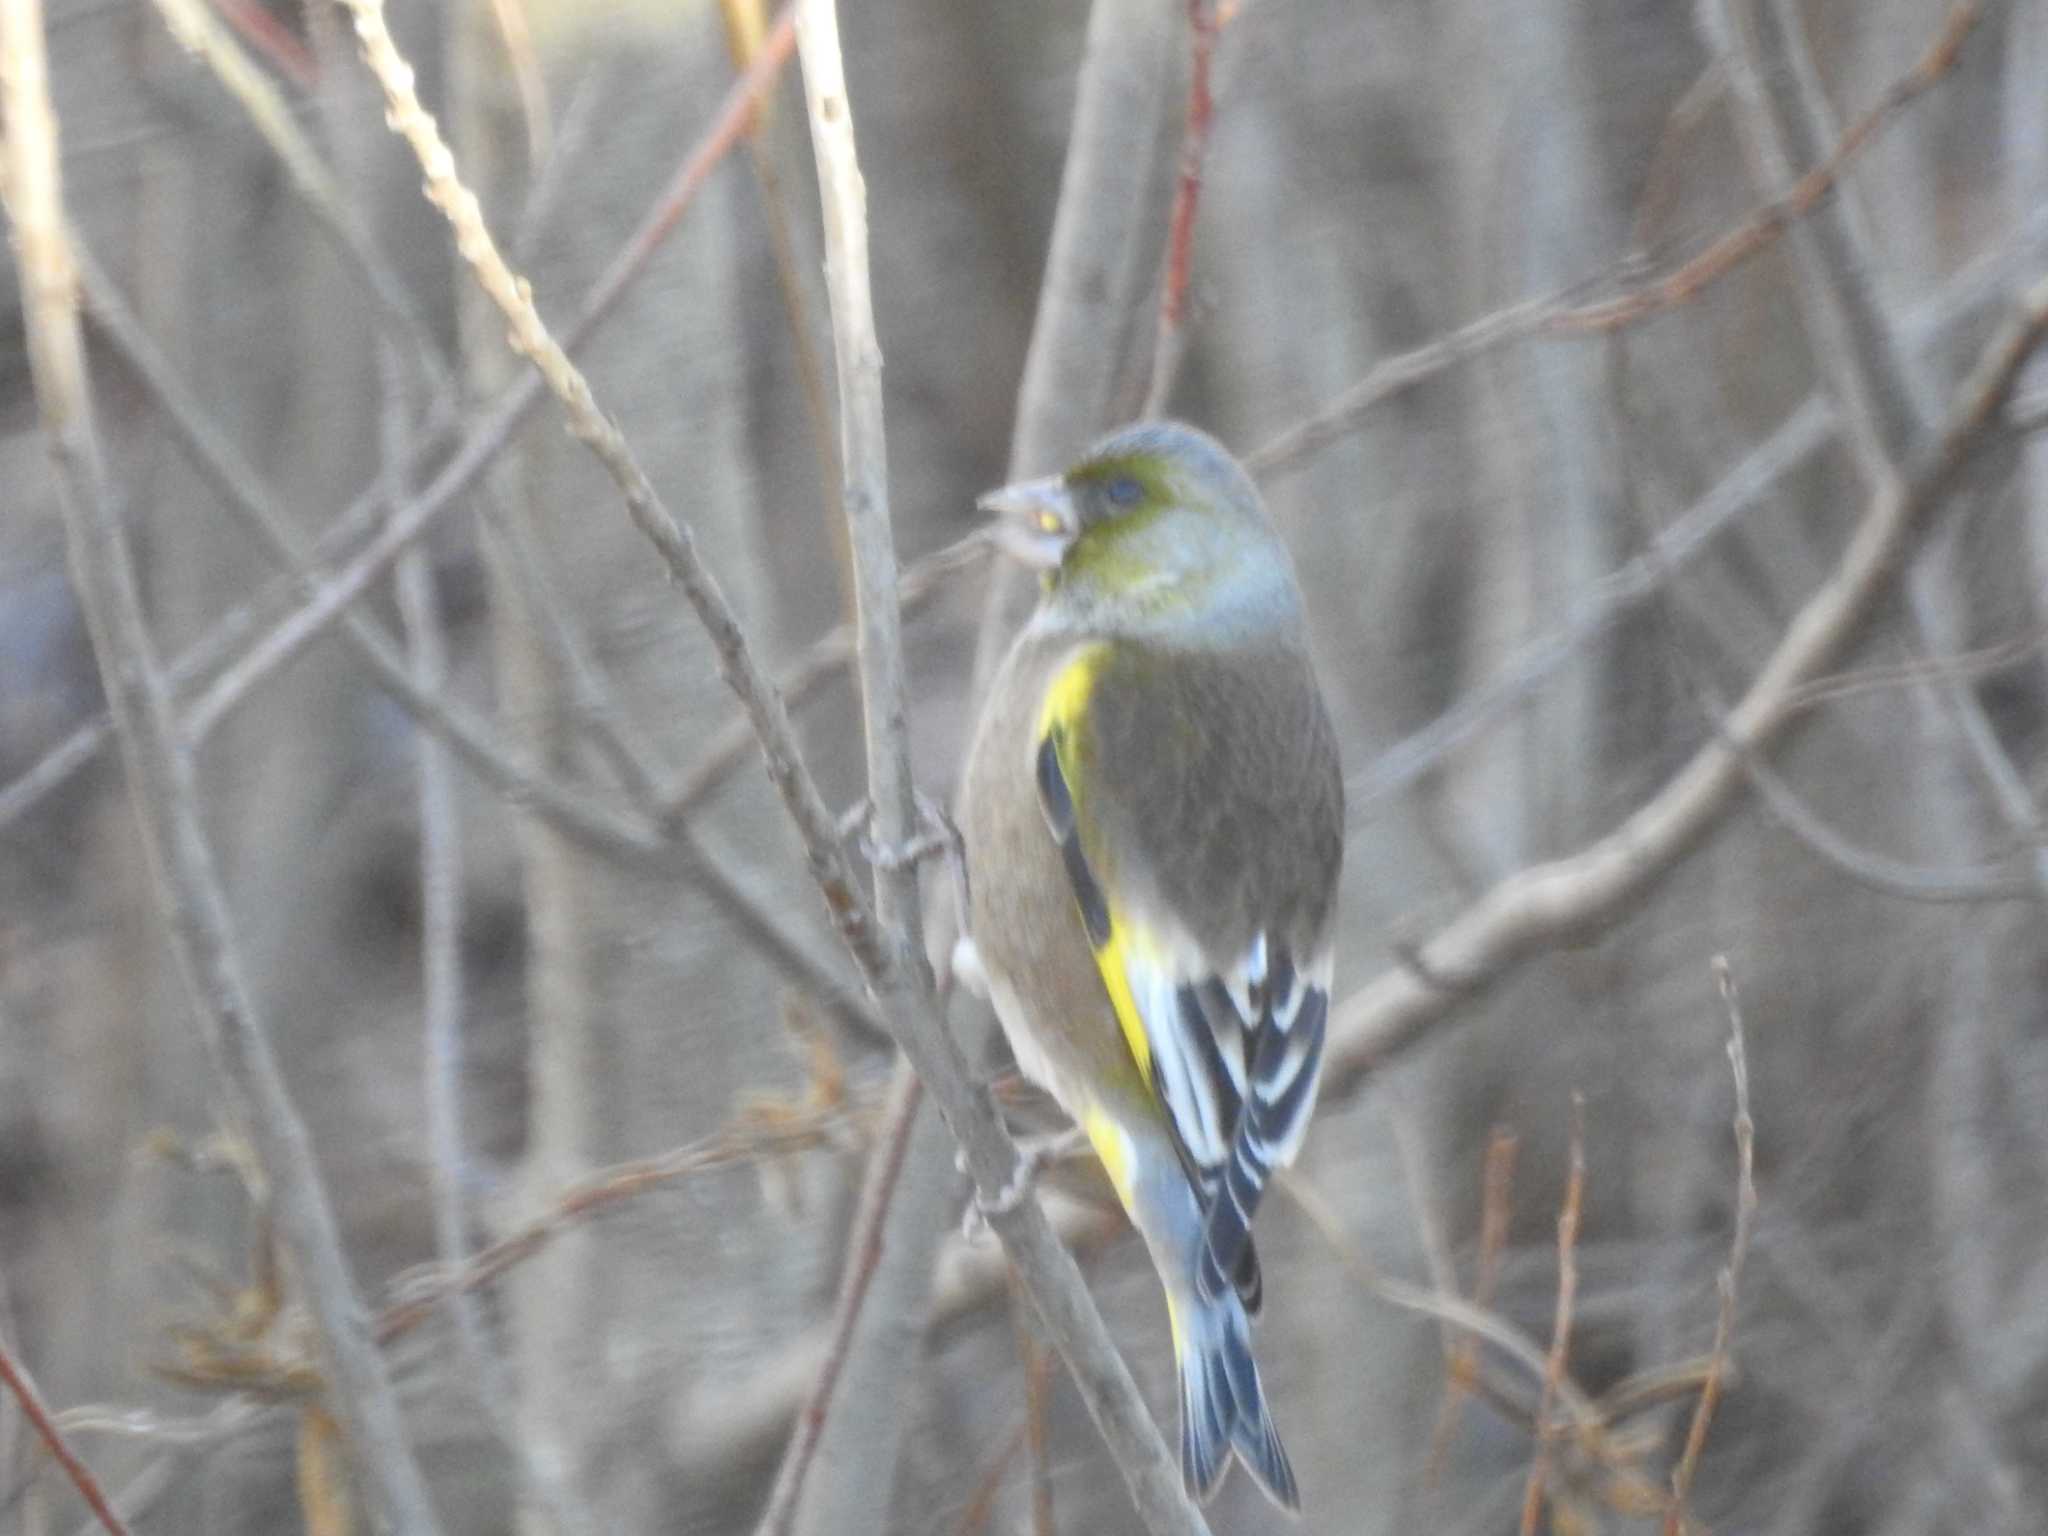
977, 475, 1078, 570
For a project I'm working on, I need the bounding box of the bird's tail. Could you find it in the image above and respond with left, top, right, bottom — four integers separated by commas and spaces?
1170, 1286, 1299, 1512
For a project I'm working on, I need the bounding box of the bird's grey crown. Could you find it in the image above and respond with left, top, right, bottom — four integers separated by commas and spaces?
1082, 420, 1268, 530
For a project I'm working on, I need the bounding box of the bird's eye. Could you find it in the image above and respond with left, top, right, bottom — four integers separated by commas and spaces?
1036, 511, 1063, 535
1105, 476, 1143, 508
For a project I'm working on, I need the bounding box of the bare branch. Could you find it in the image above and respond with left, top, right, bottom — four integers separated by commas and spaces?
1278, 1172, 1606, 1433
1665, 957, 1757, 1535
1741, 745, 2034, 904
749, 10, 967, 1533
752, 1065, 925, 1536
0, 1, 442, 1526
1521, 1095, 1586, 1536
1140, 0, 1221, 418
377, 1090, 870, 1346
717, 0, 847, 607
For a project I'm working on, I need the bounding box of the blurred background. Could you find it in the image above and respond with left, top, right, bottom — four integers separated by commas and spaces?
4, 0, 2048, 1532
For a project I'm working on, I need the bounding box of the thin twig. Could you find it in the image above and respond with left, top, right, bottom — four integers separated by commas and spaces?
212, 0, 315, 86
782, 0, 916, 950
1139, 0, 1220, 418
1781, 625, 2048, 717
383, 355, 588, 1527
377, 1088, 868, 1345
1021, 1301, 1058, 1536
0, 1, 443, 1526
752, 1065, 924, 1536
717, 0, 848, 612
749, 14, 966, 1534
1521, 1095, 1586, 1536
390, 389, 493, 1443
0, 1336, 133, 1536
1319, 266, 2048, 1092
1741, 741, 2033, 903
1277, 1172, 1605, 1433
68, 242, 663, 853
484, 0, 549, 162
1600, 330, 2037, 911
948, 1418, 1033, 1536
1426, 1127, 1517, 1482
1248, 0, 1981, 478
1665, 958, 1756, 1534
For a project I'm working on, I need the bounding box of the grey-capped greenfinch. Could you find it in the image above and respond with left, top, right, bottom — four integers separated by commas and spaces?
958, 420, 1343, 1511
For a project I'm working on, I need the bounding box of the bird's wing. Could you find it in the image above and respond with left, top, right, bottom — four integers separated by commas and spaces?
1035, 640, 1341, 1307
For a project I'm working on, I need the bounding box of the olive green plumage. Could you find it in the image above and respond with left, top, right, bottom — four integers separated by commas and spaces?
958, 421, 1343, 1512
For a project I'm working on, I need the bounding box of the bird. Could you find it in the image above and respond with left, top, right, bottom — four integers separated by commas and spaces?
956, 420, 1344, 1511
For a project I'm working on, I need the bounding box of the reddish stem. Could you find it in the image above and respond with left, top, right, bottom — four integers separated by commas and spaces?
0, 1336, 135, 1536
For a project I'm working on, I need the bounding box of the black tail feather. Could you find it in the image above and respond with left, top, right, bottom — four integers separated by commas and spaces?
1177, 1292, 1300, 1513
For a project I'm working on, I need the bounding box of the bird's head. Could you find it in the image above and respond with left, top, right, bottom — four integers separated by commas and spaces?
978, 421, 1290, 638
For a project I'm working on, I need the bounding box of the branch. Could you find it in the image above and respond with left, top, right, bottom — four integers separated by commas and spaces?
752, 1064, 924, 1536
0, 1334, 133, 1536
749, 9, 968, 1533
1664, 958, 1756, 1535
1139, 0, 1220, 418
1520, 1096, 1586, 1536
338, 2, 1208, 1526
1740, 741, 2034, 903
0, 1, 443, 1527
379, 346, 588, 1529
376, 1089, 870, 1346
1320, 266, 2048, 1093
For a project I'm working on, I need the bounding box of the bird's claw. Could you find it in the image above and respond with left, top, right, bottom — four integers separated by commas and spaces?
853, 790, 964, 877
958, 1126, 1089, 1243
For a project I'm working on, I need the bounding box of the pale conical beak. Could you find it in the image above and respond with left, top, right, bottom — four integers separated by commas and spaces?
977, 475, 1078, 570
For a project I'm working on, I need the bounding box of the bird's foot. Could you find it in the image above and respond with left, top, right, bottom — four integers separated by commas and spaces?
958, 1125, 1089, 1242
851, 790, 964, 878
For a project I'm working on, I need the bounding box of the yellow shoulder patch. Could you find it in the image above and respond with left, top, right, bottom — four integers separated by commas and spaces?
1035, 641, 1108, 742
1035, 643, 1155, 1091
